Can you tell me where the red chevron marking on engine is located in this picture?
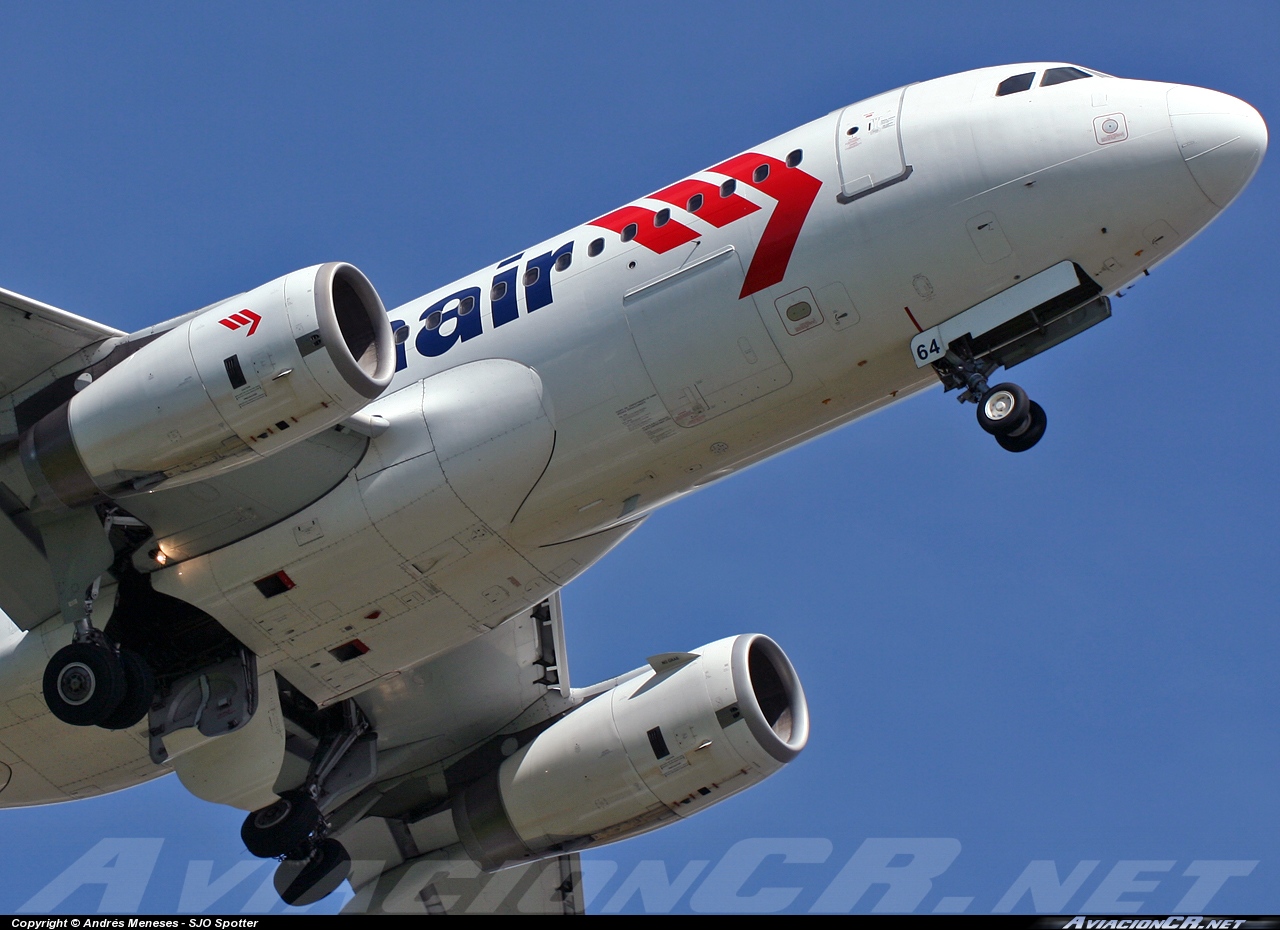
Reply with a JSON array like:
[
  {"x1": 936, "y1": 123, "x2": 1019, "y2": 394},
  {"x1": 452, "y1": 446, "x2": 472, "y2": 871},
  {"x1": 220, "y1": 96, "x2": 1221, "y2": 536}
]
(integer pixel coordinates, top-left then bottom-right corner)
[
  {"x1": 218, "y1": 309, "x2": 262, "y2": 336},
  {"x1": 649, "y1": 178, "x2": 761, "y2": 228},
  {"x1": 709, "y1": 153, "x2": 822, "y2": 298},
  {"x1": 589, "y1": 205, "x2": 700, "y2": 254}
]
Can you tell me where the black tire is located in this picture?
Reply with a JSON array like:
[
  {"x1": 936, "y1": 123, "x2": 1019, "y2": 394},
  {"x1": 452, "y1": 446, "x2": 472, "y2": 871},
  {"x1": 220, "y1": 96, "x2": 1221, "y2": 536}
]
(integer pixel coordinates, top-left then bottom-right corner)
[
  {"x1": 996, "y1": 401, "x2": 1047, "y2": 452},
  {"x1": 100, "y1": 649, "x2": 156, "y2": 731},
  {"x1": 977, "y1": 382, "x2": 1031, "y2": 436},
  {"x1": 42, "y1": 642, "x2": 127, "y2": 727},
  {"x1": 242, "y1": 790, "x2": 321, "y2": 858},
  {"x1": 274, "y1": 838, "x2": 352, "y2": 907}
]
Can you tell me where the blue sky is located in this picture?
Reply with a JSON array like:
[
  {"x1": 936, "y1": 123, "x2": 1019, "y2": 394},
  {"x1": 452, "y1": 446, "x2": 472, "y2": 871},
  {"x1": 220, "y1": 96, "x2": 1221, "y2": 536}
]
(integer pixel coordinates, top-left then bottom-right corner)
[{"x1": 0, "y1": 1, "x2": 1275, "y2": 914}]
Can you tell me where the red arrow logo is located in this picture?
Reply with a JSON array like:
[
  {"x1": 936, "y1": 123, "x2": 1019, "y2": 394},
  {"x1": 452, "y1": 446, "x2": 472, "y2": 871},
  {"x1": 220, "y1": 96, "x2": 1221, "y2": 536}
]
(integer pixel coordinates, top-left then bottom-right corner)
[
  {"x1": 587, "y1": 152, "x2": 822, "y2": 300},
  {"x1": 217, "y1": 309, "x2": 262, "y2": 336},
  {"x1": 708, "y1": 153, "x2": 822, "y2": 298}
]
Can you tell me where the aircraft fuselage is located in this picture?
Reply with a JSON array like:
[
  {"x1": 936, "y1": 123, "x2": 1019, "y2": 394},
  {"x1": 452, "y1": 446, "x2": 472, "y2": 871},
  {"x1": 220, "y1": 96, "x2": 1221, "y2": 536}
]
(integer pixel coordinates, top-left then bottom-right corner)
[{"x1": 0, "y1": 62, "x2": 1265, "y2": 808}]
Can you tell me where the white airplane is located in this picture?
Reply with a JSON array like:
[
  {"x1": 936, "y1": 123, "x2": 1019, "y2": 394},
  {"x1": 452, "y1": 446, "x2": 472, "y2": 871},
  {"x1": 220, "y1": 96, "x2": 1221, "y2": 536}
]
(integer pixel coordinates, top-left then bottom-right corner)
[{"x1": 0, "y1": 62, "x2": 1265, "y2": 911}]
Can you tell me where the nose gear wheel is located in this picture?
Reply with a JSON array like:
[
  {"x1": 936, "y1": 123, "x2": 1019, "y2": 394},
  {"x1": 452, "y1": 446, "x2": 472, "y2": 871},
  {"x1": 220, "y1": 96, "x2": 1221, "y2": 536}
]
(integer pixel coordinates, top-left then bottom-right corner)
[{"x1": 977, "y1": 383, "x2": 1031, "y2": 435}]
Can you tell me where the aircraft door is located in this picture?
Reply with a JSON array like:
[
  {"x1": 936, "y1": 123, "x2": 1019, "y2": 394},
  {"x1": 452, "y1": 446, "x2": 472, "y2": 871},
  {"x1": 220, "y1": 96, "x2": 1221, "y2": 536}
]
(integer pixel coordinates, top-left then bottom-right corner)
[
  {"x1": 622, "y1": 246, "x2": 792, "y2": 428},
  {"x1": 835, "y1": 86, "x2": 910, "y2": 200}
]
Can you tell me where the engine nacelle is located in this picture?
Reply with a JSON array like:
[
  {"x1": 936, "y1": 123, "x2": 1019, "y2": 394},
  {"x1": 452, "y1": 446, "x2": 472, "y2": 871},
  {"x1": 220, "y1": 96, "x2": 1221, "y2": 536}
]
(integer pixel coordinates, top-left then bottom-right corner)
[
  {"x1": 453, "y1": 633, "x2": 808, "y2": 871},
  {"x1": 21, "y1": 262, "x2": 394, "y2": 507}
]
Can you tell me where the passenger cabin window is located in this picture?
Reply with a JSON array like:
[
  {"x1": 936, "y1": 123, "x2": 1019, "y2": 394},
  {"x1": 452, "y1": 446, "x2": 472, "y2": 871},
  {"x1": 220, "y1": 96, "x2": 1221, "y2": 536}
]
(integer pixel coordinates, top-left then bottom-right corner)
[
  {"x1": 588, "y1": 237, "x2": 604, "y2": 257},
  {"x1": 687, "y1": 192, "x2": 704, "y2": 213},
  {"x1": 1041, "y1": 67, "x2": 1092, "y2": 87},
  {"x1": 996, "y1": 72, "x2": 1035, "y2": 96}
]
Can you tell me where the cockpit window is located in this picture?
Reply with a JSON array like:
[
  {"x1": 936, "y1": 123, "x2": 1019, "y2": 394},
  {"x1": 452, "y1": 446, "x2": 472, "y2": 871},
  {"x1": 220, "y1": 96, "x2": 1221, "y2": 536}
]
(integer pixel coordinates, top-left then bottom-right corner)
[
  {"x1": 1041, "y1": 67, "x2": 1092, "y2": 87},
  {"x1": 996, "y1": 72, "x2": 1035, "y2": 96}
]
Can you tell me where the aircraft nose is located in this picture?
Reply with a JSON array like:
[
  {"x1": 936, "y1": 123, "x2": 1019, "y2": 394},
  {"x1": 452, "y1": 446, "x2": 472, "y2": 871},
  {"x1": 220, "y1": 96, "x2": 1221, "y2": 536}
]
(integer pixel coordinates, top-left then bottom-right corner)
[{"x1": 1167, "y1": 85, "x2": 1268, "y2": 208}]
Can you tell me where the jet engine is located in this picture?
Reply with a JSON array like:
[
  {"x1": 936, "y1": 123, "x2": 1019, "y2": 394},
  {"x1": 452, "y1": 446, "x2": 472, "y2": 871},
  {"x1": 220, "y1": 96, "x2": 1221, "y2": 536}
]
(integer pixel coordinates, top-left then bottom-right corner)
[
  {"x1": 20, "y1": 262, "x2": 394, "y2": 508},
  {"x1": 452, "y1": 633, "x2": 808, "y2": 871}
]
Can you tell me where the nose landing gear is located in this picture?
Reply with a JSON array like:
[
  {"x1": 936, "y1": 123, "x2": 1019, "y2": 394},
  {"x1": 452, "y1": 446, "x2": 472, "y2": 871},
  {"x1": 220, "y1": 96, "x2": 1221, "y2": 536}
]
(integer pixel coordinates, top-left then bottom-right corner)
[{"x1": 937, "y1": 348, "x2": 1047, "y2": 454}]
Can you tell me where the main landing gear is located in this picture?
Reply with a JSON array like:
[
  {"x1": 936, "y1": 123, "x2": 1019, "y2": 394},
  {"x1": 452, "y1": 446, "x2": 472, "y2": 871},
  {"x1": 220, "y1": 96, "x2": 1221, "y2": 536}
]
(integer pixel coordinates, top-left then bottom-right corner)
[
  {"x1": 242, "y1": 790, "x2": 351, "y2": 905},
  {"x1": 241, "y1": 700, "x2": 372, "y2": 905},
  {"x1": 937, "y1": 348, "x2": 1047, "y2": 454},
  {"x1": 42, "y1": 580, "x2": 155, "y2": 730}
]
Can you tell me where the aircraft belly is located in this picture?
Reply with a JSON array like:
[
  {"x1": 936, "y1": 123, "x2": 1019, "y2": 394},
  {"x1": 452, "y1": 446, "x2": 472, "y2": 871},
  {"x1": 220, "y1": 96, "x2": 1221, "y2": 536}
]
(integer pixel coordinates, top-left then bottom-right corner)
[
  {"x1": 150, "y1": 360, "x2": 567, "y2": 706},
  {"x1": 155, "y1": 486, "x2": 527, "y2": 707}
]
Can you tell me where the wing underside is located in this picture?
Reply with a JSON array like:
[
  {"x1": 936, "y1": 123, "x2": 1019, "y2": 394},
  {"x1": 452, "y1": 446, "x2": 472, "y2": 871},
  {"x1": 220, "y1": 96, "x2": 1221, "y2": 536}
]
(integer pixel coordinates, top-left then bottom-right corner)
[{"x1": 0, "y1": 285, "x2": 124, "y2": 399}]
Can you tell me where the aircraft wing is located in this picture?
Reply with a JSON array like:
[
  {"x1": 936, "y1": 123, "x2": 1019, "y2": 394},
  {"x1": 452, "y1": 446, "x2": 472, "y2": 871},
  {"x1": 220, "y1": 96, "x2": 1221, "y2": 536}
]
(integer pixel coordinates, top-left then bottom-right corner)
[
  {"x1": 310, "y1": 593, "x2": 587, "y2": 913},
  {"x1": 325, "y1": 596, "x2": 588, "y2": 910},
  {"x1": 0, "y1": 286, "x2": 125, "y2": 629},
  {"x1": 0, "y1": 285, "x2": 125, "y2": 399}
]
